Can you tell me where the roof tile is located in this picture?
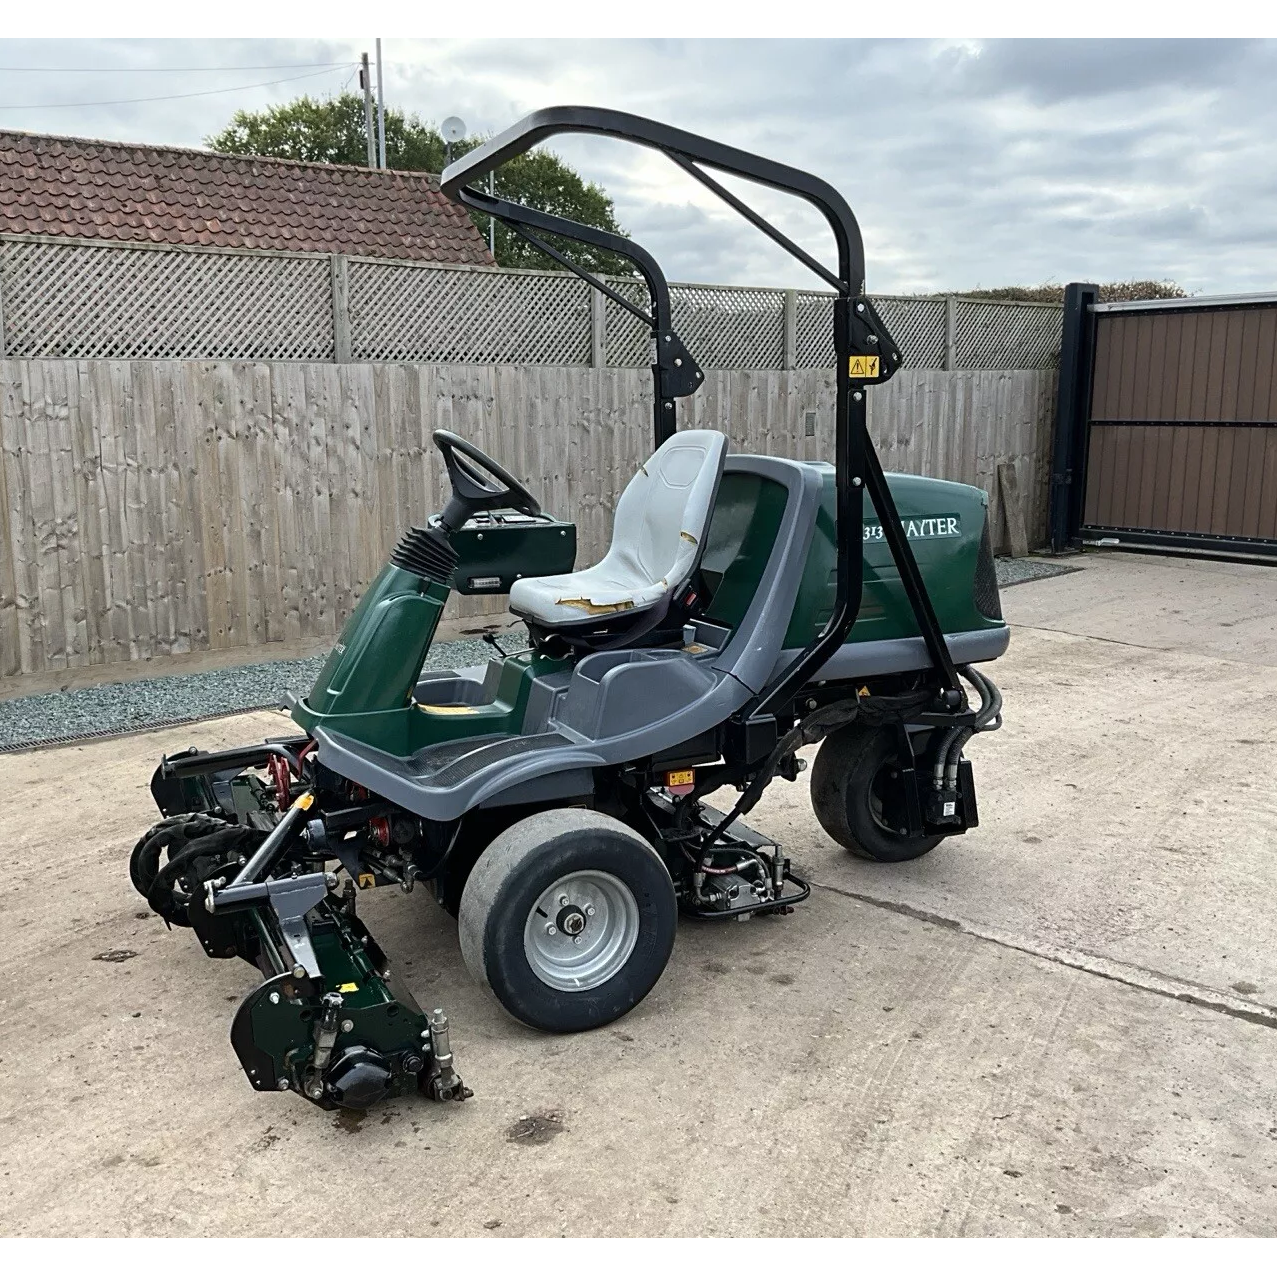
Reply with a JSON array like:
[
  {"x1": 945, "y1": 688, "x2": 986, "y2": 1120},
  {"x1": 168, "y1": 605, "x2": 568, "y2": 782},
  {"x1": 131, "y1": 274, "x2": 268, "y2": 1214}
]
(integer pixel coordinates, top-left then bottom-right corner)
[{"x1": 0, "y1": 129, "x2": 493, "y2": 266}]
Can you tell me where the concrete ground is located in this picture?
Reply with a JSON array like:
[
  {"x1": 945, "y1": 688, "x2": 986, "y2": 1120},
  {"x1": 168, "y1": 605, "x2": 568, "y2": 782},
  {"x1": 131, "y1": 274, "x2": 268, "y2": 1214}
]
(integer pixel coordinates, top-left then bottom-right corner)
[{"x1": 2, "y1": 550, "x2": 1275, "y2": 1237}]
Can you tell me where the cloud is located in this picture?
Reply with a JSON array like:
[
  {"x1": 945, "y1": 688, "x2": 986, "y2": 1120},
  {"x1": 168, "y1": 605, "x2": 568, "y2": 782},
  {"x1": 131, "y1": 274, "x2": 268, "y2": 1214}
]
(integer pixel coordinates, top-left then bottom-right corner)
[
  {"x1": 2, "y1": 37, "x2": 1275, "y2": 295},
  {"x1": 950, "y1": 38, "x2": 1257, "y2": 104}
]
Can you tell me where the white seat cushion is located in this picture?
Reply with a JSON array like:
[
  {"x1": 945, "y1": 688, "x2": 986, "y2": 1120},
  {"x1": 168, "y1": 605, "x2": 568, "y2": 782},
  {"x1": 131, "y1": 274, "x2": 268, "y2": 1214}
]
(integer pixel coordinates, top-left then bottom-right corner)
[{"x1": 509, "y1": 429, "x2": 727, "y2": 628}]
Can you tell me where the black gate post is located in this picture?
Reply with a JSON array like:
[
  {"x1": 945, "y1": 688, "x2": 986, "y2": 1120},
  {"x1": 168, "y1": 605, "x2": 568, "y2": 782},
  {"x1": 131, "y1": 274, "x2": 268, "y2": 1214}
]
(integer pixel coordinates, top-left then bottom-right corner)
[{"x1": 1049, "y1": 282, "x2": 1100, "y2": 552}]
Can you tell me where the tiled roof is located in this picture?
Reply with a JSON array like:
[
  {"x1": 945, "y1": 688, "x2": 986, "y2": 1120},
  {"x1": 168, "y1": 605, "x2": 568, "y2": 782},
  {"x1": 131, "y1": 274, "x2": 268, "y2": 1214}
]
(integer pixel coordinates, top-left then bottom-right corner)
[{"x1": 0, "y1": 129, "x2": 493, "y2": 265}]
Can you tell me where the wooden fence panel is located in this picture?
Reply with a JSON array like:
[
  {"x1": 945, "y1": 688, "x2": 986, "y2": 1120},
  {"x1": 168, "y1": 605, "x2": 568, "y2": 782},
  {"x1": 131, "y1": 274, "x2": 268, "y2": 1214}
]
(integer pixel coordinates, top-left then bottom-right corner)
[{"x1": 0, "y1": 359, "x2": 1056, "y2": 677}]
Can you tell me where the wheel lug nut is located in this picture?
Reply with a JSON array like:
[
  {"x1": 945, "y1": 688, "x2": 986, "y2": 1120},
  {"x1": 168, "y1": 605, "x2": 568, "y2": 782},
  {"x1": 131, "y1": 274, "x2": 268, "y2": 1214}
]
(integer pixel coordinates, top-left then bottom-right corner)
[
  {"x1": 340, "y1": 1019, "x2": 354, "y2": 1034},
  {"x1": 559, "y1": 894, "x2": 570, "y2": 907},
  {"x1": 572, "y1": 936, "x2": 582, "y2": 946},
  {"x1": 546, "y1": 924, "x2": 557, "y2": 936},
  {"x1": 585, "y1": 905, "x2": 596, "y2": 917}
]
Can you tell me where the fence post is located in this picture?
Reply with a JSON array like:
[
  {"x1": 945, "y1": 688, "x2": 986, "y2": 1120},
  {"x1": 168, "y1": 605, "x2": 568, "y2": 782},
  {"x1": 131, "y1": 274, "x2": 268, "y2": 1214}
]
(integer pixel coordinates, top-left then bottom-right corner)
[
  {"x1": 590, "y1": 289, "x2": 606, "y2": 368},
  {"x1": 943, "y1": 295, "x2": 957, "y2": 371},
  {"x1": 330, "y1": 254, "x2": 351, "y2": 363},
  {"x1": 782, "y1": 289, "x2": 797, "y2": 370}
]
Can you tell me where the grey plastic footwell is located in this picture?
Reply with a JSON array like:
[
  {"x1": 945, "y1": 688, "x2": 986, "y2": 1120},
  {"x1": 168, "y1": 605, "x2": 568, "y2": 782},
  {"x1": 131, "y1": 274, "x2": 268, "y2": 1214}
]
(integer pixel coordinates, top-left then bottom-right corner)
[{"x1": 313, "y1": 725, "x2": 605, "y2": 822}]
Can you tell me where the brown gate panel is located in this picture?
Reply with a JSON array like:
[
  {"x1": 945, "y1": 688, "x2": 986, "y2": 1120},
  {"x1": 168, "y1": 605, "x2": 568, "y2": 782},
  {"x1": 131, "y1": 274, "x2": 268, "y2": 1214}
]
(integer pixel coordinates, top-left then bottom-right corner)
[
  {"x1": 1084, "y1": 423, "x2": 1277, "y2": 539},
  {"x1": 1091, "y1": 308, "x2": 1277, "y2": 424},
  {"x1": 1081, "y1": 300, "x2": 1277, "y2": 551}
]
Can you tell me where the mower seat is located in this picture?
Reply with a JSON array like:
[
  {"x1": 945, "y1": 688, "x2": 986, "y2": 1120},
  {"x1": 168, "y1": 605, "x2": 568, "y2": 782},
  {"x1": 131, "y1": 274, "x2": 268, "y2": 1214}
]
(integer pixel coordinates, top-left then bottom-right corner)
[{"x1": 509, "y1": 429, "x2": 727, "y2": 632}]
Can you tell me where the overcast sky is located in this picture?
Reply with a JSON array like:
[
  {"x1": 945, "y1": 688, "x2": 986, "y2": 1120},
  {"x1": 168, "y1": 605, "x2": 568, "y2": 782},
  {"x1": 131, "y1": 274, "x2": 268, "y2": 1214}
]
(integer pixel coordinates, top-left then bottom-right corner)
[{"x1": 1, "y1": 37, "x2": 1274, "y2": 296}]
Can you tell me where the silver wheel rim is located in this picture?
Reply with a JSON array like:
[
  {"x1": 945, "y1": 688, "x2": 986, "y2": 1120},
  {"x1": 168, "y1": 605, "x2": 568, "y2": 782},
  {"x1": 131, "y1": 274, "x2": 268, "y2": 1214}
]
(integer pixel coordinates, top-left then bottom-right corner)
[{"x1": 523, "y1": 870, "x2": 640, "y2": 992}]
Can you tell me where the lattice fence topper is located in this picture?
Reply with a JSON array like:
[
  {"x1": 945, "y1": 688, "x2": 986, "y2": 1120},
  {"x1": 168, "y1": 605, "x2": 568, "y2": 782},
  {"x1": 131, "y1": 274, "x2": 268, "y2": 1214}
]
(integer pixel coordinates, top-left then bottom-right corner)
[
  {"x1": 603, "y1": 279, "x2": 652, "y2": 368},
  {"x1": 0, "y1": 234, "x2": 1062, "y2": 370},
  {"x1": 792, "y1": 292, "x2": 836, "y2": 368},
  {"x1": 873, "y1": 297, "x2": 950, "y2": 369},
  {"x1": 0, "y1": 235, "x2": 332, "y2": 361},
  {"x1": 954, "y1": 298, "x2": 1062, "y2": 371},
  {"x1": 606, "y1": 282, "x2": 788, "y2": 370},
  {"x1": 792, "y1": 294, "x2": 953, "y2": 369},
  {"x1": 349, "y1": 258, "x2": 591, "y2": 364}
]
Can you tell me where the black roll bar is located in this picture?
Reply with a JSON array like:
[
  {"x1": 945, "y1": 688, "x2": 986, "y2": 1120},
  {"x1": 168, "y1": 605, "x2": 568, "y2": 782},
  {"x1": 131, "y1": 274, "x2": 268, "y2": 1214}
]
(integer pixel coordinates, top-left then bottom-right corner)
[
  {"x1": 442, "y1": 106, "x2": 865, "y2": 293},
  {"x1": 455, "y1": 185, "x2": 700, "y2": 446},
  {"x1": 440, "y1": 105, "x2": 963, "y2": 708}
]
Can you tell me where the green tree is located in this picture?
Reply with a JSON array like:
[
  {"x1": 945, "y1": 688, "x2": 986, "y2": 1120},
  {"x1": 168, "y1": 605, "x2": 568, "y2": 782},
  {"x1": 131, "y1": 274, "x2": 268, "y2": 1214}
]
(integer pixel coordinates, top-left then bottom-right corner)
[
  {"x1": 958, "y1": 280, "x2": 1189, "y2": 304},
  {"x1": 206, "y1": 93, "x2": 634, "y2": 276}
]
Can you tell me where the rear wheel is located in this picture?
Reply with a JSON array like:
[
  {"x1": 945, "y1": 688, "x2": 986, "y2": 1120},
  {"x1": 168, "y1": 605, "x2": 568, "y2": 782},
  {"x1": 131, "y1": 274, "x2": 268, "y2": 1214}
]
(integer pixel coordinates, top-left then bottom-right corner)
[
  {"x1": 459, "y1": 809, "x2": 677, "y2": 1033},
  {"x1": 810, "y1": 725, "x2": 944, "y2": 863}
]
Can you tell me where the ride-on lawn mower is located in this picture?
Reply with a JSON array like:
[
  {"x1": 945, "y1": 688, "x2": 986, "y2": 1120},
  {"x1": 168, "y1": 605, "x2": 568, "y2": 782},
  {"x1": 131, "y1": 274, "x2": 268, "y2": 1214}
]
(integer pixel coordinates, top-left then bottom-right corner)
[{"x1": 130, "y1": 107, "x2": 1007, "y2": 1114}]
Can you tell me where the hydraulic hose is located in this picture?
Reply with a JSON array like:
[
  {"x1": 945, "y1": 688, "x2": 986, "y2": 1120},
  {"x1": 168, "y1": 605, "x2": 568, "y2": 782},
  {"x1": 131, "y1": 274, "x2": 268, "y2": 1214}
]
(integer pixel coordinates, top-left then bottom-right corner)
[
  {"x1": 698, "y1": 688, "x2": 933, "y2": 860},
  {"x1": 145, "y1": 821, "x2": 262, "y2": 924},
  {"x1": 932, "y1": 724, "x2": 967, "y2": 790},
  {"x1": 934, "y1": 665, "x2": 1003, "y2": 790}
]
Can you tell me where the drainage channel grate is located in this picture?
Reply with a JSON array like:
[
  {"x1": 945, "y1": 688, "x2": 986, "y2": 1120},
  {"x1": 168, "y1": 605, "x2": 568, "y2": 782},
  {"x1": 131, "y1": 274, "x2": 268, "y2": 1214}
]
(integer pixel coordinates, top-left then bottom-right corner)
[{"x1": 0, "y1": 702, "x2": 287, "y2": 755}]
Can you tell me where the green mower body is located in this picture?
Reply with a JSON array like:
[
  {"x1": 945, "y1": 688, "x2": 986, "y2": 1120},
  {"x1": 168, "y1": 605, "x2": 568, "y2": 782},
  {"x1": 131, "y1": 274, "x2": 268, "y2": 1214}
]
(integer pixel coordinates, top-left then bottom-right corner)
[{"x1": 290, "y1": 463, "x2": 1002, "y2": 760}]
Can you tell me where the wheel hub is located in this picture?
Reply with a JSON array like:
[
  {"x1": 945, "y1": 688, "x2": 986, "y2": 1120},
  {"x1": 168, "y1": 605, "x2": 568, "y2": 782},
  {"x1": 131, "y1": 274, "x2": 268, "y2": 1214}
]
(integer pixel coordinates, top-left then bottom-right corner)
[
  {"x1": 557, "y1": 905, "x2": 587, "y2": 936},
  {"x1": 524, "y1": 870, "x2": 640, "y2": 992}
]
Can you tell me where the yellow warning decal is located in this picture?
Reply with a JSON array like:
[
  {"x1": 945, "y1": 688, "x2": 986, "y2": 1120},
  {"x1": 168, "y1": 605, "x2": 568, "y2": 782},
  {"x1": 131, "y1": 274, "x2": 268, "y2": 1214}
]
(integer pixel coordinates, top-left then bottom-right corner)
[
  {"x1": 848, "y1": 355, "x2": 880, "y2": 379},
  {"x1": 357, "y1": 873, "x2": 377, "y2": 889},
  {"x1": 666, "y1": 769, "x2": 695, "y2": 788},
  {"x1": 419, "y1": 703, "x2": 478, "y2": 715},
  {"x1": 338, "y1": 982, "x2": 359, "y2": 993},
  {"x1": 294, "y1": 791, "x2": 315, "y2": 811}
]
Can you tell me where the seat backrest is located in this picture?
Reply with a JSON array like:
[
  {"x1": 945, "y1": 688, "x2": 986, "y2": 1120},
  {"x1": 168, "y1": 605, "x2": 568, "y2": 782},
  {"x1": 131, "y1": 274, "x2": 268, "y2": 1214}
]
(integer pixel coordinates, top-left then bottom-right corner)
[{"x1": 602, "y1": 429, "x2": 727, "y2": 589}]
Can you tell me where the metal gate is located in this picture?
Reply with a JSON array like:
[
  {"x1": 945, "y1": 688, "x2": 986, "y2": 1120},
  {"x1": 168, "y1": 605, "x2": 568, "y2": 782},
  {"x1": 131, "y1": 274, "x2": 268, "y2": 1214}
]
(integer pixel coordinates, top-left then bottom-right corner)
[{"x1": 1050, "y1": 287, "x2": 1277, "y2": 559}]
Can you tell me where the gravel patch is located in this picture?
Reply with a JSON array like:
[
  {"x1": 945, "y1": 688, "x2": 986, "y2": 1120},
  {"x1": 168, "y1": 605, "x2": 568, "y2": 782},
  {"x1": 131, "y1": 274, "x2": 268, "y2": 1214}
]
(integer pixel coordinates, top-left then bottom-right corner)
[
  {"x1": 3, "y1": 562, "x2": 1078, "y2": 751},
  {"x1": 996, "y1": 556, "x2": 1082, "y2": 588},
  {"x1": 0, "y1": 628, "x2": 527, "y2": 752}
]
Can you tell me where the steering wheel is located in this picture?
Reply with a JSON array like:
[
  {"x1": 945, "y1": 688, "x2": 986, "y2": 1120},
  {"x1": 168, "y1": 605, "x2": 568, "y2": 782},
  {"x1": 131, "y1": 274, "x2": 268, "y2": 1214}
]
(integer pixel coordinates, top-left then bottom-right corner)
[{"x1": 433, "y1": 430, "x2": 542, "y2": 531}]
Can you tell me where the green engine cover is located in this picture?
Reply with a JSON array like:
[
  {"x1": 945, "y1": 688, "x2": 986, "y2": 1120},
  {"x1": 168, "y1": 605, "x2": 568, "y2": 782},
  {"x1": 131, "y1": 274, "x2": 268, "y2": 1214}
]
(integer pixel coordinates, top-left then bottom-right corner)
[{"x1": 700, "y1": 463, "x2": 1003, "y2": 647}]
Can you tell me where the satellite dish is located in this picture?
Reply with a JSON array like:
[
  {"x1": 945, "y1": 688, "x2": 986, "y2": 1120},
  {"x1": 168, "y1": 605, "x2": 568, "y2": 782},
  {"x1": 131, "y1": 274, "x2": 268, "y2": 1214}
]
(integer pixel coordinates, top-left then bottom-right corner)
[{"x1": 441, "y1": 116, "x2": 467, "y2": 143}]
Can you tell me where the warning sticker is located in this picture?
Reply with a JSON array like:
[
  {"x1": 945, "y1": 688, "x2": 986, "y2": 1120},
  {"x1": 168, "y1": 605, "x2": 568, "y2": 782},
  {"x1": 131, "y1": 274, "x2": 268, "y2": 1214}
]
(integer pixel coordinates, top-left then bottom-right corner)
[
  {"x1": 665, "y1": 769, "x2": 695, "y2": 788},
  {"x1": 357, "y1": 873, "x2": 377, "y2": 889},
  {"x1": 848, "y1": 355, "x2": 880, "y2": 378}
]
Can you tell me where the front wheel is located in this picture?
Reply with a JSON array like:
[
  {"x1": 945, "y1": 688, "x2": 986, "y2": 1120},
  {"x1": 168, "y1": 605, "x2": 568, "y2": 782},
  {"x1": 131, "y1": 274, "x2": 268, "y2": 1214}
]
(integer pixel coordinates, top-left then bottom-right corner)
[
  {"x1": 458, "y1": 809, "x2": 677, "y2": 1032},
  {"x1": 810, "y1": 726, "x2": 944, "y2": 863}
]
